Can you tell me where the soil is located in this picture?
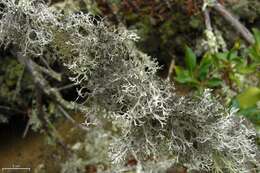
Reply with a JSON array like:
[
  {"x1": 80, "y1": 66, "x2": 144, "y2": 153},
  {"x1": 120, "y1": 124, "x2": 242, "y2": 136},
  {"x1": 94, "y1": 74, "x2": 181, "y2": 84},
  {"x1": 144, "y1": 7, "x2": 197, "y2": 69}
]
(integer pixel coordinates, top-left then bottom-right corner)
[{"x1": 0, "y1": 114, "x2": 85, "y2": 173}]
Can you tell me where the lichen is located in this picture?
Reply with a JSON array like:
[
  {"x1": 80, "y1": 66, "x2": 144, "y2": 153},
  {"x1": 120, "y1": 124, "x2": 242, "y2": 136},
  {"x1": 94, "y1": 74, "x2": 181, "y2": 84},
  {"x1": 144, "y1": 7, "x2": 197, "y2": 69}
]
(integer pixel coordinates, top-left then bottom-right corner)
[{"x1": 0, "y1": 0, "x2": 259, "y2": 172}]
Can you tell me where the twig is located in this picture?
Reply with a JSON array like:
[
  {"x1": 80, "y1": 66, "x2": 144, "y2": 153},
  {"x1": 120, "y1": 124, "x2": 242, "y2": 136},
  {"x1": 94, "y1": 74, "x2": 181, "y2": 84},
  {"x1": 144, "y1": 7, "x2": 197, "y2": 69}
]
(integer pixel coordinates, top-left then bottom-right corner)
[
  {"x1": 12, "y1": 65, "x2": 25, "y2": 101},
  {"x1": 204, "y1": 8, "x2": 212, "y2": 32},
  {"x1": 22, "y1": 119, "x2": 30, "y2": 138},
  {"x1": 57, "y1": 83, "x2": 78, "y2": 91},
  {"x1": 34, "y1": 62, "x2": 62, "y2": 81},
  {"x1": 12, "y1": 49, "x2": 88, "y2": 113},
  {"x1": 167, "y1": 58, "x2": 175, "y2": 82},
  {"x1": 57, "y1": 105, "x2": 86, "y2": 130},
  {"x1": 35, "y1": 87, "x2": 68, "y2": 151},
  {"x1": 40, "y1": 56, "x2": 52, "y2": 70},
  {"x1": 212, "y1": 2, "x2": 254, "y2": 44},
  {"x1": 0, "y1": 105, "x2": 26, "y2": 115}
]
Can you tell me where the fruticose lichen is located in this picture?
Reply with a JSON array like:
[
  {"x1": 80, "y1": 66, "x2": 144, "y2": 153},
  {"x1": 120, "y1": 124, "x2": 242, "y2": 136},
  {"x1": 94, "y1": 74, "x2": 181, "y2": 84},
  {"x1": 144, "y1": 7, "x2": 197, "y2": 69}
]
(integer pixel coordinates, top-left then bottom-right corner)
[{"x1": 0, "y1": 0, "x2": 259, "y2": 172}]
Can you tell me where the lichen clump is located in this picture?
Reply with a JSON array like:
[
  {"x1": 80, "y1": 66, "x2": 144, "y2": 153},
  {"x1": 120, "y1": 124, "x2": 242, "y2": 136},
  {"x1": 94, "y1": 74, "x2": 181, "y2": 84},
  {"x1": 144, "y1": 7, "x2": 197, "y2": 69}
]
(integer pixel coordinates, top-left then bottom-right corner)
[{"x1": 0, "y1": 0, "x2": 259, "y2": 172}]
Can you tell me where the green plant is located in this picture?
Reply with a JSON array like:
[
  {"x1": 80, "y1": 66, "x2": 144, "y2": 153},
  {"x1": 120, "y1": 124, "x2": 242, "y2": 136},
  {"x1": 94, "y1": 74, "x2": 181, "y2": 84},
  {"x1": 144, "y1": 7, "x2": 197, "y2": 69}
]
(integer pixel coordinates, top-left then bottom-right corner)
[
  {"x1": 175, "y1": 29, "x2": 260, "y2": 90},
  {"x1": 249, "y1": 28, "x2": 260, "y2": 62},
  {"x1": 231, "y1": 87, "x2": 260, "y2": 129},
  {"x1": 174, "y1": 29, "x2": 260, "y2": 130},
  {"x1": 229, "y1": 29, "x2": 260, "y2": 128},
  {"x1": 174, "y1": 46, "x2": 222, "y2": 90},
  {"x1": 214, "y1": 28, "x2": 260, "y2": 90}
]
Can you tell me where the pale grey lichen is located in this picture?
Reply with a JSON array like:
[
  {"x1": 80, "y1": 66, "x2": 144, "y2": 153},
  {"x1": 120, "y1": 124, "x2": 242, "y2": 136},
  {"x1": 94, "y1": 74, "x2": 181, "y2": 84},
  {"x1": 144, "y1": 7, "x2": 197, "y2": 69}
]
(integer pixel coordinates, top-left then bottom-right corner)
[
  {"x1": 0, "y1": 0, "x2": 58, "y2": 56},
  {"x1": 202, "y1": 29, "x2": 227, "y2": 53},
  {"x1": 0, "y1": 1, "x2": 259, "y2": 172},
  {"x1": 61, "y1": 154, "x2": 85, "y2": 173},
  {"x1": 203, "y1": 0, "x2": 217, "y2": 11}
]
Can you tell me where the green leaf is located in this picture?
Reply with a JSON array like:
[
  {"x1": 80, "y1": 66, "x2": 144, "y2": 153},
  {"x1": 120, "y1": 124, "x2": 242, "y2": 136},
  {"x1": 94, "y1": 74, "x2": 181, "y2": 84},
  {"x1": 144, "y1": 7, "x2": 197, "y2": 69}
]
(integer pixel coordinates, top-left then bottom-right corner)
[
  {"x1": 198, "y1": 55, "x2": 212, "y2": 80},
  {"x1": 207, "y1": 78, "x2": 222, "y2": 88},
  {"x1": 215, "y1": 52, "x2": 228, "y2": 61},
  {"x1": 237, "y1": 87, "x2": 260, "y2": 109},
  {"x1": 214, "y1": 52, "x2": 229, "y2": 69},
  {"x1": 184, "y1": 46, "x2": 196, "y2": 72},
  {"x1": 175, "y1": 65, "x2": 184, "y2": 76},
  {"x1": 237, "y1": 66, "x2": 256, "y2": 74},
  {"x1": 252, "y1": 28, "x2": 260, "y2": 48},
  {"x1": 249, "y1": 47, "x2": 260, "y2": 61},
  {"x1": 229, "y1": 73, "x2": 242, "y2": 87},
  {"x1": 239, "y1": 107, "x2": 260, "y2": 126},
  {"x1": 250, "y1": 28, "x2": 260, "y2": 61},
  {"x1": 227, "y1": 50, "x2": 238, "y2": 61},
  {"x1": 175, "y1": 66, "x2": 197, "y2": 84},
  {"x1": 198, "y1": 64, "x2": 210, "y2": 81}
]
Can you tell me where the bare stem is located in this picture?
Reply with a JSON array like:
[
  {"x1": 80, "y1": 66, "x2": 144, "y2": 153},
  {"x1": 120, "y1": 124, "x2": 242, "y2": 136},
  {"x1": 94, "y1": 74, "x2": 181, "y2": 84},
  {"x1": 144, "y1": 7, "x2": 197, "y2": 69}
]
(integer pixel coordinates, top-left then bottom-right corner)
[
  {"x1": 12, "y1": 49, "x2": 88, "y2": 113},
  {"x1": 34, "y1": 62, "x2": 62, "y2": 81},
  {"x1": 204, "y1": 8, "x2": 212, "y2": 31},
  {"x1": 213, "y1": 2, "x2": 254, "y2": 44}
]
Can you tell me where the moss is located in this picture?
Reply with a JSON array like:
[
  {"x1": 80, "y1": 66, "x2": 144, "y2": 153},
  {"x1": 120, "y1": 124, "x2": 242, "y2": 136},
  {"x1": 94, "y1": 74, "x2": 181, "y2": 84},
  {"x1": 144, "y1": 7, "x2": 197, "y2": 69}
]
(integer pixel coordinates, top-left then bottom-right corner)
[
  {"x1": 0, "y1": 56, "x2": 33, "y2": 112},
  {"x1": 4, "y1": 59, "x2": 24, "y2": 87},
  {"x1": 0, "y1": 58, "x2": 22, "y2": 100}
]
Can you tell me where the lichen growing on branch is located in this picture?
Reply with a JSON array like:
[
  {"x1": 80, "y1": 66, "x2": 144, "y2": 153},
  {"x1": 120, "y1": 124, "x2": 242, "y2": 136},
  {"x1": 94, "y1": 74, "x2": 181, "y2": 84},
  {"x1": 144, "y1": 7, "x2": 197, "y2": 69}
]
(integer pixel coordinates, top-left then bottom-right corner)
[
  {"x1": 0, "y1": 0, "x2": 259, "y2": 172},
  {"x1": 0, "y1": 0, "x2": 58, "y2": 56}
]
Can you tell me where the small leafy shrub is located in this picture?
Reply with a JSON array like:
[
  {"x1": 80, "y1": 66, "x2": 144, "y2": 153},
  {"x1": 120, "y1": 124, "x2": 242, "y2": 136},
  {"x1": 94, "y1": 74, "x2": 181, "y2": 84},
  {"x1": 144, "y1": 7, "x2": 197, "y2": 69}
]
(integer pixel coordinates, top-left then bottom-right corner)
[
  {"x1": 175, "y1": 46, "x2": 222, "y2": 90},
  {"x1": 174, "y1": 29, "x2": 260, "y2": 129}
]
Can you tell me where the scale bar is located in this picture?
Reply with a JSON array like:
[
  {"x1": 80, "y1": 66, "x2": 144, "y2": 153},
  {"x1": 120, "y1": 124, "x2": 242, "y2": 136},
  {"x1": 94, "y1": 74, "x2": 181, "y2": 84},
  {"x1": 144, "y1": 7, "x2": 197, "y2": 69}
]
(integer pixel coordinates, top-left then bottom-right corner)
[{"x1": 2, "y1": 168, "x2": 31, "y2": 171}]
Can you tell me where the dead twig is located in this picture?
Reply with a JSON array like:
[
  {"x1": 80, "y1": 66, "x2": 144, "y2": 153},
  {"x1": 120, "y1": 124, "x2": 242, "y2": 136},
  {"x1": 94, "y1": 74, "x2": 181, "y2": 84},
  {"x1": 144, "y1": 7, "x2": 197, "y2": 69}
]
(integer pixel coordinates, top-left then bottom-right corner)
[
  {"x1": 204, "y1": 8, "x2": 212, "y2": 32},
  {"x1": 34, "y1": 62, "x2": 62, "y2": 81},
  {"x1": 212, "y1": 2, "x2": 254, "y2": 44},
  {"x1": 57, "y1": 105, "x2": 86, "y2": 130},
  {"x1": 35, "y1": 87, "x2": 68, "y2": 150},
  {"x1": 12, "y1": 49, "x2": 88, "y2": 113},
  {"x1": 57, "y1": 83, "x2": 79, "y2": 91},
  {"x1": 0, "y1": 105, "x2": 26, "y2": 115}
]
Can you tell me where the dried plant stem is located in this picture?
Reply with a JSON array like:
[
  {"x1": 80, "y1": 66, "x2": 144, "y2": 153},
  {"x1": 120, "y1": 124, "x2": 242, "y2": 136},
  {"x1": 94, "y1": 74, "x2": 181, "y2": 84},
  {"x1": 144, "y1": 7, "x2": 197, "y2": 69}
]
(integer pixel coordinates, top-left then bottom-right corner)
[
  {"x1": 204, "y1": 9, "x2": 212, "y2": 32},
  {"x1": 35, "y1": 87, "x2": 68, "y2": 151},
  {"x1": 33, "y1": 62, "x2": 62, "y2": 81},
  {"x1": 12, "y1": 49, "x2": 87, "y2": 113},
  {"x1": 213, "y1": 2, "x2": 254, "y2": 44},
  {"x1": 57, "y1": 105, "x2": 86, "y2": 130}
]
